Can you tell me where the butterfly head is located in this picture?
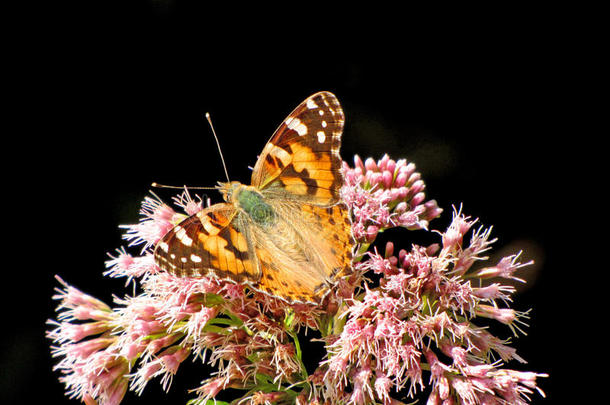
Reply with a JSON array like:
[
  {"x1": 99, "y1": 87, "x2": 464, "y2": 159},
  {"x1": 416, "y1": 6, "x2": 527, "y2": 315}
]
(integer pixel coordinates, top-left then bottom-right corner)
[{"x1": 217, "y1": 181, "x2": 243, "y2": 203}]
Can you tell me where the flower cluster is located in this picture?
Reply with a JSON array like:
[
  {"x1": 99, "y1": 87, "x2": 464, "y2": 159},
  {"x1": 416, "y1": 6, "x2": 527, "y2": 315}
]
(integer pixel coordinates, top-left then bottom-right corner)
[
  {"x1": 320, "y1": 210, "x2": 544, "y2": 404},
  {"x1": 342, "y1": 155, "x2": 441, "y2": 248},
  {"x1": 47, "y1": 154, "x2": 547, "y2": 405}
]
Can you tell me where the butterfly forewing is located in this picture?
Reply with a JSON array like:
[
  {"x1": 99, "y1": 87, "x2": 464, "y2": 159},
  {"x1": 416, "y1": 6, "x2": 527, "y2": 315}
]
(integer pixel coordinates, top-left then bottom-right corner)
[
  {"x1": 251, "y1": 91, "x2": 345, "y2": 206},
  {"x1": 154, "y1": 204, "x2": 260, "y2": 281}
]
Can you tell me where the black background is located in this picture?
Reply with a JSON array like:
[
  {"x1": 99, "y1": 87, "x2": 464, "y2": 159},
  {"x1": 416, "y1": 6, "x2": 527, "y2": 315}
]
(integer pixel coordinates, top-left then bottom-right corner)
[{"x1": 4, "y1": 2, "x2": 595, "y2": 404}]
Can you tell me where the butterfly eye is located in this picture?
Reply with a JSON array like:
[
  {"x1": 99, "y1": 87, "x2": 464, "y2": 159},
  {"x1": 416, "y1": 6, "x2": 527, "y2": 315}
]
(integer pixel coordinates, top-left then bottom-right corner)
[{"x1": 218, "y1": 182, "x2": 240, "y2": 203}]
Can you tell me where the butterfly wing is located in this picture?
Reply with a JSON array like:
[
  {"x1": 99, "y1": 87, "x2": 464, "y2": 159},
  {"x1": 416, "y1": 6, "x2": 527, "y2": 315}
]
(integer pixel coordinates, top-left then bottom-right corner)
[
  {"x1": 251, "y1": 91, "x2": 345, "y2": 206},
  {"x1": 154, "y1": 203, "x2": 260, "y2": 281},
  {"x1": 248, "y1": 201, "x2": 354, "y2": 303}
]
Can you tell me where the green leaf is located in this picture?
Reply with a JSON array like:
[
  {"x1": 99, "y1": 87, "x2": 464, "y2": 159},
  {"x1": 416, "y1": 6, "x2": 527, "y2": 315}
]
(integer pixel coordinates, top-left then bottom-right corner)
[
  {"x1": 223, "y1": 310, "x2": 245, "y2": 327},
  {"x1": 255, "y1": 373, "x2": 273, "y2": 385},
  {"x1": 206, "y1": 317, "x2": 241, "y2": 328},
  {"x1": 201, "y1": 293, "x2": 225, "y2": 307},
  {"x1": 201, "y1": 324, "x2": 231, "y2": 335}
]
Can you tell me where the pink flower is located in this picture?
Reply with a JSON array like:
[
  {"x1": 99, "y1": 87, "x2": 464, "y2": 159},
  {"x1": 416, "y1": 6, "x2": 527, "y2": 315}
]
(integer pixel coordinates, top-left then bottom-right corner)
[
  {"x1": 350, "y1": 366, "x2": 374, "y2": 404},
  {"x1": 374, "y1": 371, "x2": 393, "y2": 404},
  {"x1": 341, "y1": 154, "x2": 442, "y2": 245},
  {"x1": 104, "y1": 249, "x2": 158, "y2": 282},
  {"x1": 195, "y1": 376, "x2": 228, "y2": 402},
  {"x1": 474, "y1": 252, "x2": 533, "y2": 282}
]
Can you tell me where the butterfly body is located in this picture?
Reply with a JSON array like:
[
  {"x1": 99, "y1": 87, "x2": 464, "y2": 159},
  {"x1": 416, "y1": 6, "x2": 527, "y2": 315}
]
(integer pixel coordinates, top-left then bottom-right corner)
[
  {"x1": 154, "y1": 92, "x2": 354, "y2": 303},
  {"x1": 222, "y1": 182, "x2": 276, "y2": 227}
]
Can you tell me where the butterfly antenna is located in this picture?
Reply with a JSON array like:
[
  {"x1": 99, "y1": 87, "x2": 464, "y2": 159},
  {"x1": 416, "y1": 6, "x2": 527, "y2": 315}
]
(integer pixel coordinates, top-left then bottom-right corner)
[
  {"x1": 151, "y1": 183, "x2": 216, "y2": 190},
  {"x1": 205, "y1": 112, "x2": 231, "y2": 183}
]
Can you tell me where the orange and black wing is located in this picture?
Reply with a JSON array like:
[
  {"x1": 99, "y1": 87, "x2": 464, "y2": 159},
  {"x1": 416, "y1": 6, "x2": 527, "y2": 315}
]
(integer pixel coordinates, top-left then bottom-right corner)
[
  {"x1": 154, "y1": 203, "x2": 260, "y2": 282},
  {"x1": 251, "y1": 91, "x2": 345, "y2": 206}
]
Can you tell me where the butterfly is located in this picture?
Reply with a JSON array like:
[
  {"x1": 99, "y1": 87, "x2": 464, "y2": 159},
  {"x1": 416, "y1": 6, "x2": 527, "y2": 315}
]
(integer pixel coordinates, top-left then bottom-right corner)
[{"x1": 153, "y1": 91, "x2": 354, "y2": 303}]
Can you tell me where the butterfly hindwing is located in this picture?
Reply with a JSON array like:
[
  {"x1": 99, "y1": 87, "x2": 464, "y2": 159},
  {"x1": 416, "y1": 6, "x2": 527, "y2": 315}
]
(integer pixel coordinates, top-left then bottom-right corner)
[
  {"x1": 251, "y1": 91, "x2": 345, "y2": 206},
  {"x1": 248, "y1": 200, "x2": 354, "y2": 303}
]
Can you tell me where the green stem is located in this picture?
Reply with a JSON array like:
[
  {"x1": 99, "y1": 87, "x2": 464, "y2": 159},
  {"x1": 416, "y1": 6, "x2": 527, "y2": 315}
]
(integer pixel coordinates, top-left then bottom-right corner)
[{"x1": 286, "y1": 330, "x2": 308, "y2": 381}]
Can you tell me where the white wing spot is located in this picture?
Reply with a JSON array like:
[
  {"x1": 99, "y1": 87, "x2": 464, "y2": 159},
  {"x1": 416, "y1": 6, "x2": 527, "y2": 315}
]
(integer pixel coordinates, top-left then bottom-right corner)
[
  {"x1": 286, "y1": 117, "x2": 300, "y2": 130},
  {"x1": 322, "y1": 120, "x2": 327, "y2": 128},
  {"x1": 174, "y1": 226, "x2": 193, "y2": 247},
  {"x1": 203, "y1": 220, "x2": 218, "y2": 235},
  {"x1": 306, "y1": 99, "x2": 318, "y2": 109},
  {"x1": 158, "y1": 241, "x2": 169, "y2": 253},
  {"x1": 295, "y1": 123, "x2": 307, "y2": 136},
  {"x1": 180, "y1": 257, "x2": 188, "y2": 263},
  {"x1": 190, "y1": 254, "x2": 202, "y2": 263},
  {"x1": 286, "y1": 117, "x2": 308, "y2": 136},
  {"x1": 318, "y1": 110, "x2": 324, "y2": 116},
  {"x1": 317, "y1": 131, "x2": 326, "y2": 143}
]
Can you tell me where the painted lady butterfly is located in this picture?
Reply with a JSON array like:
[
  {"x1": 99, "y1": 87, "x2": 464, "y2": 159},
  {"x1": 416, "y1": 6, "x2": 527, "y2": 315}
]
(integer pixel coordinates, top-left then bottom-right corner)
[{"x1": 154, "y1": 92, "x2": 354, "y2": 303}]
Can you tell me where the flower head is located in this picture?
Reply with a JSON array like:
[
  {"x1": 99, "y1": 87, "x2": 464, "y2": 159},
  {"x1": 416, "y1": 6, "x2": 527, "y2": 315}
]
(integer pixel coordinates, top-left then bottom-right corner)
[{"x1": 48, "y1": 157, "x2": 546, "y2": 405}]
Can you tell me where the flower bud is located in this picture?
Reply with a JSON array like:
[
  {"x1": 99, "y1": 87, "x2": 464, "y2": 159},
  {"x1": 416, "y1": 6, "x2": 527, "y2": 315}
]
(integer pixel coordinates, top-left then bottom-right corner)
[{"x1": 365, "y1": 157, "x2": 378, "y2": 172}]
